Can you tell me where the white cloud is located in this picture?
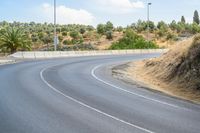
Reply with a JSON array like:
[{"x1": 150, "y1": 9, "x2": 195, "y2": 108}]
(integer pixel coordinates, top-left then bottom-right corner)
[
  {"x1": 131, "y1": 1, "x2": 145, "y2": 8},
  {"x1": 41, "y1": 3, "x2": 95, "y2": 25},
  {"x1": 96, "y1": 0, "x2": 144, "y2": 13}
]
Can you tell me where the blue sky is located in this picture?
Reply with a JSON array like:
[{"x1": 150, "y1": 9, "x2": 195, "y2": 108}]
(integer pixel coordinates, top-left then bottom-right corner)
[{"x1": 0, "y1": 0, "x2": 200, "y2": 26}]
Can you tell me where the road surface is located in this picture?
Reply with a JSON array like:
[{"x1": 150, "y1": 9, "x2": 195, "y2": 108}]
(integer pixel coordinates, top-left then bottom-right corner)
[{"x1": 0, "y1": 54, "x2": 200, "y2": 133}]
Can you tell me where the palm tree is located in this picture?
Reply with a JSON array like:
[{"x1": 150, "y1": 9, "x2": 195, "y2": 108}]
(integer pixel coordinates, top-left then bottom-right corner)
[{"x1": 0, "y1": 27, "x2": 31, "y2": 53}]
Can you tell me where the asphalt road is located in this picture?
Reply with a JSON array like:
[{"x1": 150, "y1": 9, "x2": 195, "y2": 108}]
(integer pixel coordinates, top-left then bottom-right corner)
[{"x1": 0, "y1": 54, "x2": 200, "y2": 133}]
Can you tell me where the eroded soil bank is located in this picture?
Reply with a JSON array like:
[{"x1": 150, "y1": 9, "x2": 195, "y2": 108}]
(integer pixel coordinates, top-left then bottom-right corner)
[{"x1": 113, "y1": 35, "x2": 200, "y2": 103}]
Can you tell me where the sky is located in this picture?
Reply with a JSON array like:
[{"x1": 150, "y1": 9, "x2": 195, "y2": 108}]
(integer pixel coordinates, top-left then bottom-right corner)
[{"x1": 0, "y1": 0, "x2": 200, "y2": 27}]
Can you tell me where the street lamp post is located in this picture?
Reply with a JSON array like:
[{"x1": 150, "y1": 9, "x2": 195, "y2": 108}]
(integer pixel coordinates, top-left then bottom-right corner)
[
  {"x1": 54, "y1": 0, "x2": 57, "y2": 51},
  {"x1": 147, "y1": 2, "x2": 152, "y2": 48}
]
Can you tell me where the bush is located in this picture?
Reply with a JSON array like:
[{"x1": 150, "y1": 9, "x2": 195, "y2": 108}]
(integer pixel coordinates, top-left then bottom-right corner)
[
  {"x1": 80, "y1": 28, "x2": 86, "y2": 34},
  {"x1": 63, "y1": 40, "x2": 72, "y2": 45},
  {"x1": 191, "y1": 23, "x2": 200, "y2": 34},
  {"x1": 97, "y1": 21, "x2": 114, "y2": 35},
  {"x1": 166, "y1": 32, "x2": 177, "y2": 41},
  {"x1": 69, "y1": 30, "x2": 79, "y2": 39},
  {"x1": 115, "y1": 26, "x2": 123, "y2": 32},
  {"x1": 72, "y1": 43, "x2": 96, "y2": 50},
  {"x1": 97, "y1": 24, "x2": 106, "y2": 35},
  {"x1": 62, "y1": 31, "x2": 68, "y2": 36},
  {"x1": 109, "y1": 29, "x2": 158, "y2": 50},
  {"x1": 105, "y1": 21, "x2": 114, "y2": 31},
  {"x1": 106, "y1": 30, "x2": 113, "y2": 40}
]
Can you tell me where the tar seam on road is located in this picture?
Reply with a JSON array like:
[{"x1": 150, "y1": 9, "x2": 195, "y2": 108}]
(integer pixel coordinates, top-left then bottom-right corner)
[
  {"x1": 91, "y1": 65, "x2": 181, "y2": 109},
  {"x1": 40, "y1": 66, "x2": 155, "y2": 133}
]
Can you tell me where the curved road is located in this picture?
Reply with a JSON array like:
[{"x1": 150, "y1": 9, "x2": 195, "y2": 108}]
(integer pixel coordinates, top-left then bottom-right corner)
[{"x1": 0, "y1": 54, "x2": 200, "y2": 133}]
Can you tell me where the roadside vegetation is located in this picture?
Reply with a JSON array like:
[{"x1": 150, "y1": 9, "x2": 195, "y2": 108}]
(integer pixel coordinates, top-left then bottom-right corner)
[
  {"x1": 0, "y1": 10, "x2": 200, "y2": 54},
  {"x1": 143, "y1": 35, "x2": 200, "y2": 91},
  {"x1": 109, "y1": 10, "x2": 200, "y2": 103},
  {"x1": 0, "y1": 27, "x2": 31, "y2": 53},
  {"x1": 109, "y1": 29, "x2": 158, "y2": 49},
  {"x1": 114, "y1": 33, "x2": 200, "y2": 103}
]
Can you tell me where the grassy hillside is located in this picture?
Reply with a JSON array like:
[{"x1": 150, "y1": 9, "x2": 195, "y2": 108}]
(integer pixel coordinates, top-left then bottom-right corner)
[{"x1": 1, "y1": 19, "x2": 200, "y2": 53}]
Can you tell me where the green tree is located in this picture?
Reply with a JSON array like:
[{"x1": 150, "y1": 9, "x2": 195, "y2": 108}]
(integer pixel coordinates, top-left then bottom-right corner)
[
  {"x1": 31, "y1": 33, "x2": 39, "y2": 42},
  {"x1": 0, "y1": 27, "x2": 31, "y2": 53},
  {"x1": 109, "y1": 29, "x2": 158, "y2": 50},
  {"x1": 86, "y1": 25, "x2": 95, "y2": 31},
  {"x1": 116, "y1": 26, "x2": 123, "y2": 32},
  {"x1": 106, "y1": 30, "x2": 113, "y2": 40},
  {"x1": 69, "y1": 30, "x2": 79, "y2": 40},
  {"x1": 169, "y1": 20, "x2": 177, "y2": 31},
  {"x1": 193, "y1": 10, "x2": 200, "y2": 24},
  {"x1": 176, "y1": 22, "x2": 186, "y2": 33},
  {"x1": 62, "y1": 31, "x2": 68, "y2": 36},
  {"x1": 147, "y1": 21, "x2": 155, "y2": 31},
  {"x1": 105, "y1": 21, "x2": 114, "y2": 31},
  {"x1": 191, "y1": 23, "x2": 200, "y2": 33},
  {"x1": 80, "y1": 28, "x2": 86, "y2": 34},
  {"x1": 42, "y1": 34, "x2": 53, "y2": 50},
  {"x1": 135, "y1": 20, "x2": 147, "y2": 32},
  {"x1": 181, "y1": 16, "x2": 186, "y2": 23},
  {"x1": 97, "y1": 24, "x2": 106, "y2": 34},
  {"x1": 157, "y1": 21, "x2": 168, "y2": 30},
  {"x1": 38, "y1": 32, "x2": 45, "y2": 40},
  {"x1": 157, "y1": 21, "x2": 169, "y2": 37},
  {"x1": 69, "y1": 30, "x2": 83, "y2": 44}
]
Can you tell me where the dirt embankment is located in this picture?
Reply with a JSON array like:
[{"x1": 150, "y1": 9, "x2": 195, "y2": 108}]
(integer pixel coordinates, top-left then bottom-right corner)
[{"x1": 113, "y1": 35, "x2": 200, "y2": 103}]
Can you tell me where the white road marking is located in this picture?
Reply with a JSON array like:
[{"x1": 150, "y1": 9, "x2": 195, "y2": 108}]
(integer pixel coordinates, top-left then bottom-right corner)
[
  {"x1": 91, "y1": 65, "x2": 180, "y2": 109},
  {"x1": 40, "y1": 66, "x2": 154, "y2": 133}
]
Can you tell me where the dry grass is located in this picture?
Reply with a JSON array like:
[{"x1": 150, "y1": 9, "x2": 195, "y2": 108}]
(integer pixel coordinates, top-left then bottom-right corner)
[
  {"x1": 116, "y1": 35, "x2": 200, "y2": 103},
  {"x1": 95, "y1": 32, "x2": 123, "y2": 50}
]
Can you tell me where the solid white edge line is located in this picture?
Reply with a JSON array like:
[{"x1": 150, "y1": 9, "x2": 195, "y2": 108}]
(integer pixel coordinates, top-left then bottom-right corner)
[
  {"x1": 91, "y1": 65, "x2": 181, "y2": 109},
  {"x1": 40, "y1": 66, "x2": 154, "y2": 133}
]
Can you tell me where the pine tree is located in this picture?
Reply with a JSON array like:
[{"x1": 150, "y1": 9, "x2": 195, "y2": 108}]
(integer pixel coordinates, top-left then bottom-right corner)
[
  {"x1": 181, "y1": 16, "x2": 186, "y2": 23},
  {"x1": 193, "y1": 10, "x2": 200, "y2": 24}
]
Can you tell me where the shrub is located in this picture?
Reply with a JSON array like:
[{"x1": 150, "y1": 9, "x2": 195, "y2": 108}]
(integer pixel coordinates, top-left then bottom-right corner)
[
  {"x1": 58, "y1": 35, "x2": 64, "y2": 43},
  {"x1": 166, "y1": 32, "x2": 178, "y2": 41},
  {"x1": 63, "y1": 40, "x2": 72, "y2": 45},
  {"x1": 106, "y1": 30, "x2": 113, "y2": 40},
  {"x1": 109, "y1": 29, "x2": 158, "y2": 50},
  {"x1": 105, "y1": 21, "x2": 114, "y2": 31},
  {"x1": 97, "y1": 24, "x2": 106, "y2": 35},
  {"x1": 62, "y1": 31, "x2": 68, "y2": 36},
  {"x1": 72, "y1": 43, "x2": 96, "y2": 50},
  {"x1": 116, "y1": 26, "x2": 123, "y2": 32},
  {"x1": 80, "y1": 28, "x2": 86, "y2": 34},
  {"x1": 0, "y1": 27, "x2": 31, "y2": 53},
  {"x1": 69, "y1": 30, "x2": 79, "y2": 39}
]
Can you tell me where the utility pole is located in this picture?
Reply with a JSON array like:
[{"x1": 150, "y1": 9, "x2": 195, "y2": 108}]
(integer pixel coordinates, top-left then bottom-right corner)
[
  {"x1": 147, "y1": 2, "x2": 152, "y2": 48},
  {"x1": 54, "y1": 0, "x2": 57, "y2": 51}
]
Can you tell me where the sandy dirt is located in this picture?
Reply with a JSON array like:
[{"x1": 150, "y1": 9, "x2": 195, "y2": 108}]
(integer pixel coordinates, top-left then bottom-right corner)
[{"x1": 95, "y1": 32, "x2": 123, "y2": 50}]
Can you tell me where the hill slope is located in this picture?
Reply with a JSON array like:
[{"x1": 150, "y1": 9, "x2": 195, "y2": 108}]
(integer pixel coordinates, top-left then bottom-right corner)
[{"x1": 114, "y1": 35, "x2": 200, "y2": 103}]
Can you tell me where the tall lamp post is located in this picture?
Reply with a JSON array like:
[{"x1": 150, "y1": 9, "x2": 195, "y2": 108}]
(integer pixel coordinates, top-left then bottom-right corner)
[
  {"x1": 54, "y1": 0, "x2": 57, "y2": 51},
  {"x1": 147, "y1": 2, "x2": 152, "y2": 47}
]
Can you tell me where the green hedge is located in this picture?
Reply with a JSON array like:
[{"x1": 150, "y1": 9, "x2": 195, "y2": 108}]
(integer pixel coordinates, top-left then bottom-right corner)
[{"x1": 109, "y1": 29, "x2": 158, "y2": 50}]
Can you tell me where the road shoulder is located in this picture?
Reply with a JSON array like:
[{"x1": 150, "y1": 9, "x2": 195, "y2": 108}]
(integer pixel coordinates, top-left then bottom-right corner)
[
  {"x1": 112, "y1": 61, "x2": 200, "y2": 104},
  {"x1": 0, "y1": 58, "x2": 17, "y2": 65}
]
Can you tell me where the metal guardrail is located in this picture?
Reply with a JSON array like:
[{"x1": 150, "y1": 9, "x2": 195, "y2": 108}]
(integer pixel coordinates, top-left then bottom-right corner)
[{"x1": 10, "y1": 49, "x2": 168, "y2": 59}]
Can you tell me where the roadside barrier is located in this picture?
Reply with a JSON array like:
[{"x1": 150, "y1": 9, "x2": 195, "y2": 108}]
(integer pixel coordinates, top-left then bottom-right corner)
[{"x1": 10, "y1": 49, "x2": 168, "y2": 59}]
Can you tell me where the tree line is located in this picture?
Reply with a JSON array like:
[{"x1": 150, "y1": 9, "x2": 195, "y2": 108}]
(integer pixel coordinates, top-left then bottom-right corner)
[{"x1": 0, "y1": 10, "x2": 200, "y2": 53}]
